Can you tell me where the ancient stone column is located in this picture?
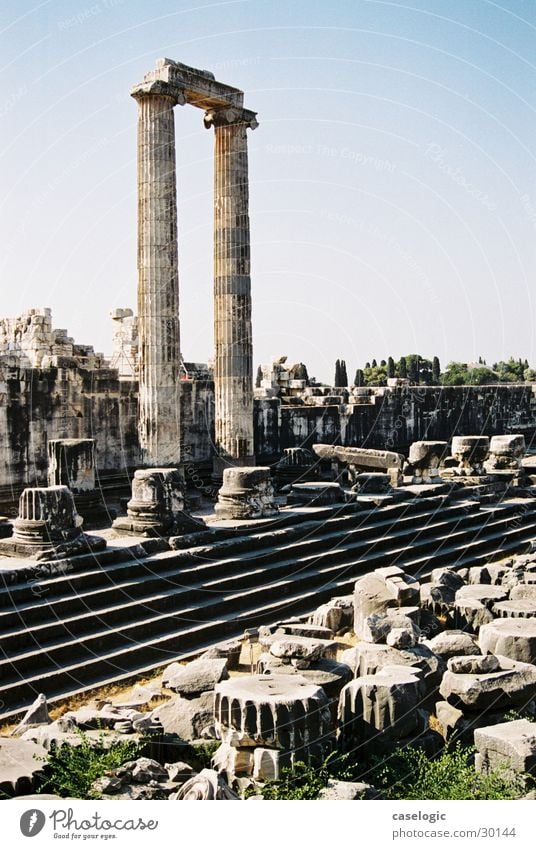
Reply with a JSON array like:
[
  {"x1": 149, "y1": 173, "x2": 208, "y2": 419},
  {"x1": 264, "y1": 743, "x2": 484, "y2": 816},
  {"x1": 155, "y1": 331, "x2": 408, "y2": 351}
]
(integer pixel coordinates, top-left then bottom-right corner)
[
  {"x1": 205, "y1": 107, "x2": 258, "y2": 473},
  {"x1": 131, "y1": 80, "x2": 185, "y2": 467}
]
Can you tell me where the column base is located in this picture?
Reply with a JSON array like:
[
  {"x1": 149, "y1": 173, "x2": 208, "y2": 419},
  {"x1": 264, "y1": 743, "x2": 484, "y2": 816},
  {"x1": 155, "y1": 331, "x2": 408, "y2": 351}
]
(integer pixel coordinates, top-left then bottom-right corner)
[
  {"x1": 215, "y1": 467, "x2": 278, "y2": 520},
  {"x1": 0, "y1": 532, "x2": 106, "y2": 561}
]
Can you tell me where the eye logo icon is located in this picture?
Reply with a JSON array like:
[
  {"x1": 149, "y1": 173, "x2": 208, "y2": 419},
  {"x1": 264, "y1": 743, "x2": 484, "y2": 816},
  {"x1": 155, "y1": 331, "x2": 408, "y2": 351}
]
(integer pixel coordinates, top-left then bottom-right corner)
[{"x1": 20, "y1": 810, "x2": 46, "y2": 837}]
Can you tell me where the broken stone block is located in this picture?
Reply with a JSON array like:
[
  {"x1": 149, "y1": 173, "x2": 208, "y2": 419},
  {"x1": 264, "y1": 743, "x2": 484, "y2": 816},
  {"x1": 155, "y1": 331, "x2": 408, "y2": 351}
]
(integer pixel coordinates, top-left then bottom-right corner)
[
  {"x1": 277, "y1": 622, "x2": 334, "y2": 640},
  {"x1": 120, "y1": 757, "x2": 169, "y2": 784},
  {"x1": 341, "y1": 641, "x2": 445, "y2": 698},
  {"x1": 215, "y1": 467, "x2": 278, "y2": 519},
  {"x1": 408, "y1": 440, "x2": 448, "y2": 483},
  {"x1": 256, "y1": 655, "x2": 352, "y2": 700},
  {"x1": 493, "y1": 600, "x2": 536, "y2": 619},
  {"x1": 317, "y1": 780, "x2": 383, "y2": 800},
  {"x1": 214, "y1": 674, "x2": 333, "y2": 761},
  {"x1": 450, "y1": 436, "x2": 490, "y2": 476},
  {"x1": 439, "y1": 655, "x2": 536, "y2": 711},
  {"x1": 269, "y1": 635, "x2": 337, "y2": 664},
  {"x1": 200, "y1": 640, "x2": 242, "y2": 670},
  {"x1": 286, "y1": 481, "x2": 345, "y2": 506},
  {"x1": 310, "y1": 596, "x2": 354, "y2": 634},
  {"x1": 362, "y1": 611, "x2": 420, "y2": 646},
  {"x1": 424, "y1": 630, "x2": 480, "y2": 660},
  {"x1": 0, "y1": 738, "x2": 47, "y2": 798},
  {"x1": 155, "y1": 691, "x2": 215, "y2": 740},
  {"x1": 351, "y1": 473, "x2": 392, "y2": 494},
  {"x1": 511, "y1": 584, "x2": 536, "y2": 602},
  {"x1": 212, "y1": 742, "x2": 254, "y2": 780},
  {"x1": 253, "y1": 747, "x2": 280, "y2": 781},
  {"x1": 10, "y1": 694, "x2": 50, "y2": 736},
  {"x1": 479, "y1": 618, "x2": 536, "y2": 664},
  {"x1": 485, "y1": 434, "x2": 526, "y2": 472},
  {"x1": 353, "y1": 568, "x2": 419, "y2": 637},
  {"x1": 338, "y1": 666, "x2": 425, "y2": 752},
  {"x1": 312, "y1": 443, "x2": 404, "y2": 473},
  {"x1": 165, "y1": 762, "x2": 195, "y2": 784},
  {"x1": 447, "y1": 654, "x2": 501, "y2": 675},
  {"x1": 163, "y1": 658, "x2": 229, "y2": 696},
  {"x1": 456, "y1": 584, "x2": 509, "y2": 605},
  {"x1": 172, "y1": 768, "x2": 239, "y2": 800},
  {"x1": 474, "y1": 719, "x2": 536, "y2": 786}
]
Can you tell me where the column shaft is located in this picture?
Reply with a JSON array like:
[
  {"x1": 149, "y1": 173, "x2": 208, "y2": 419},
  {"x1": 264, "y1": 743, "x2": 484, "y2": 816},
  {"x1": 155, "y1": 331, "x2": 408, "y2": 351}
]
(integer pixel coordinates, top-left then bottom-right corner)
[
  {"x1": 213, "y1": 120, "x2": 255, "y2": 466},
  {"x1": 136, "y1": 93, "x2": 181, "y2": 467}
]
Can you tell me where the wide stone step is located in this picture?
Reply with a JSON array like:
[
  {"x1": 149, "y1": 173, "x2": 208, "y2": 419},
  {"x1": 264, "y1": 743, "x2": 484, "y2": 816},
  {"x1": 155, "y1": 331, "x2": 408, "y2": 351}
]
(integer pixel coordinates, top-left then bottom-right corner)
[
  {"x1": 0, "y1": 505, "x2": 533, "y2": 687},
  {"x1": 0, "y1": 500, "x2": 485, "y2": 639}
]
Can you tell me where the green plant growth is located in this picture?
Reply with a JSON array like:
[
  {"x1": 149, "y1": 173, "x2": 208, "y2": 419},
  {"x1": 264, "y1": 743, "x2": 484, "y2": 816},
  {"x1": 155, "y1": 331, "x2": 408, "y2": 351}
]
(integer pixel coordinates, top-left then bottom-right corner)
[
  {"x1": 252, "y1": 744, "x2": 525, "y2": 801},
  {"x1": 36, "y1": 729, "x2": 145, "y2": 799}
]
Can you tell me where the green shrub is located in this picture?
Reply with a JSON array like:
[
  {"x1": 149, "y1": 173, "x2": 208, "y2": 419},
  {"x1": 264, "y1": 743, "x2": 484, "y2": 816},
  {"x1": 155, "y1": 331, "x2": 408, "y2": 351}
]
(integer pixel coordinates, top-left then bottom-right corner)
[{"x1": 36, "y1": 728, "x2": 145, "y2": 799}]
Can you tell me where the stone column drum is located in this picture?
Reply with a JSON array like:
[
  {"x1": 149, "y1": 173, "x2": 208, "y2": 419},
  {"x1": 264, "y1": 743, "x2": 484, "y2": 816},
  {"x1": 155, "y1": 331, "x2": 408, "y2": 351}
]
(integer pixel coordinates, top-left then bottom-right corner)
[
  {"x1": 450, "y1": 436, "x2": 490, "y2": 476},
  {"x1": 205, "y1": 107, "x2": 258, "y2": 473},
  {"x1": 112, "y1": 468, "x2": 202, "y2": 537},
  {"x1": 131, "y1": 80, "x2": 185, "y2": 468},
  {"x1": 215, "y1": 466, "x2": 278, "y2": 520},
  {"x1": 47, "y1": 438, "x2": 111, "y2": 529}
]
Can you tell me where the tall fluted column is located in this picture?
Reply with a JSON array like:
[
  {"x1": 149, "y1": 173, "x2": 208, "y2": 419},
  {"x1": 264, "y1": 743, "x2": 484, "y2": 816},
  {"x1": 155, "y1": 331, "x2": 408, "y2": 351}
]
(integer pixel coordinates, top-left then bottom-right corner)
[
  {"x1": 205, "y1": 107, "x2": 258, "y2": 473},
  {"x1": 131, "y1": 81, "x2": 185, "y2": 467}
]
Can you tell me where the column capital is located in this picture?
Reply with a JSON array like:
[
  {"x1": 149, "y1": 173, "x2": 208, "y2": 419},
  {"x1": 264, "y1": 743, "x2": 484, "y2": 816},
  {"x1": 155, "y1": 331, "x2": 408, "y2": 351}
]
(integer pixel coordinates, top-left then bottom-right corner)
[
  {"x1": 130, "y1": 80, "x2": 186, "y2": 106},
  {"x1": 204, "y1": 106, "x2": 258, "y2": 130}
]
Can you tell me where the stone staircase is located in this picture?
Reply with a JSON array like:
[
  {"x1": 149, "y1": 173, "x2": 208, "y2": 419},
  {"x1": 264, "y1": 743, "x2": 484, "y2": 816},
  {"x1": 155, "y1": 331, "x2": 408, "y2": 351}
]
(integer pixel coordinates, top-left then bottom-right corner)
[{"x1": 1, "y1": 493, "x2": 536, "y2": 720}]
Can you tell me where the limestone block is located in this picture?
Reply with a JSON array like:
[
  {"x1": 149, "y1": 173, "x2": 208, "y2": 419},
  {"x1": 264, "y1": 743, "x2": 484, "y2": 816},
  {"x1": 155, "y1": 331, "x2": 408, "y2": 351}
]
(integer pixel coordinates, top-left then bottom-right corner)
[
  {"x1": 155, "y1": 691, "x2": 215, "y2": 740},
  {"x1": 447, "y1": 654, "x2": 501, "y2": 675},
  {"x1": 276, "y1": 622, "x2": 334, "y2": 640},
  {"x1": 511, "y1": 584, "x2": 536, "y2": 602},
  {"x1": 474, "y1": 720, "x2": 536, "y2": 783},
  {"x1": 121, "y1": 757, "x2": 168, "y2": 784},
  {"x1": 11, "y1": 694, "x2": 50, "y2": 736},
  {"x1": 439, "y1": 655, "x2": 536, "y2": 711},
  {"x1": 214, "y1": 675, "x2": 333, "y2": 757},
  {"x1": 454, "y1": 599, "x2": 495, "y2": 632},
  {"x1": 256, "y1": 655, "x2": 352, "y2": 700},
  {"x1": 351, "y1": 473, "x2": 392, "y2": 494},
  {"x1": 310, "y1": 596, "x2": 354, "y2": 634},
  {"x1": 212, "y1": 742, "x2": 254, "y2": 779},
  {"x1": 200, "y1": 640, "x2": 243, "y2": 670},
  {"x1": 215, "y1": 467, "x2": 278, "y2": 519},
  {"x1": 312, "y1": 443, "x2": 404, "y2": 472},
  {"x1": 163, "y1": 658, "x2": 229, "y2": 696},
  {"x1": 338, "y1": 666, "x2": 424, "y2": 751},
  {"x1": 479, "y1": 619, "x2": 536, "y2": 664},
  {"x1": 269, "y1": 635, "x2": 338, "y2": 664},
  {"x1": 172, "y1": 768, "x2": 239, "y2": 800},
  {"x1": 286, "y1": 481, "x2": 345, "y2": 506},
  {"x1": 317, "y1": 780, "x2": 382, "y2": 800},
  {"x1": 353, "y1": 569, "x2": 419, "y2": 637},
  {"x1": 450, "y1": 435, "x2": 490, "y2": 475},
  {"x1": 252, "y1": 747, "x2": 280, "y2": 781},
  {"x1": 408, "y1": 440, "x2": 448, "y2": 483},
  {"x1": 341, "y1": 642, "x2": 445, "y2": 695},
  {"x1": 468, "y1": 564, "x2": 511, "y2": 585},
  {"x1": 455, "y1": 584, "x2": 509, "y2": 605},
  {"x1": 0, "y1": 738, "x2": 48, "y2": 797},
  {"x1": 362, "y1": 611, "x2": 420, "y2": 646},
  {"x1": 424, "y1": 630, "x2": 480, "y2": 660}
]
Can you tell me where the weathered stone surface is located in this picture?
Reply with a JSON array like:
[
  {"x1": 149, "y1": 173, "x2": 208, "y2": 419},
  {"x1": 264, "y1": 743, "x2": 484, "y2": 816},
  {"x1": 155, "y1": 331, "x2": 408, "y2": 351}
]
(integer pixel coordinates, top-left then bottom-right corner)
[
  {"x1": 408, "y1": 440, "x2": 448, "y2": 483},
  {"x1": 121, "y1": 757, "x2": 168, "y2": 784},
  {"x1": 447, "y1": 654, "x2": 501, "y2": 675},
  {"x1": 454, "y1": 598, "x2": 496, "y2": 632},
  {"x1": 431, "y1": 568, "x2": 466, "y2": 592},
  {"x1": 256, "y1": 655, "x2": 352, "y2": 700},
  {"x1": 475, "y1": 719, "x2": 536, "y2": 784},
  {"x1": 252, "y1": 747, "x2": 280, "y2": 781},
  {"x1": 479, "y1": 619, "x2": 536, "y2": 664},
  {"x1": 338, "y1": 666, "x2": 425, "y2": 751},
  {"x1": 164, "y1": 658, "x2": 229, "y2": 696},
  {"x1": 468, "y1": 564, "x2": 511, "y2": 585},
  {"x1": 215, "y1": 467, "x2": 278, "y2": 519},
  {"x1": 155, "y1": 691, "x2": 215, "y2": 740},
  {"x1": 286, "y1": 481, "x2": 345, "y2": 506},
  {"x1": 312, "y1": 443, "x2": 404, "y2": 472},
  {"x1": 0, "y1": 738, "x2": 47, "y2": 797},
  {"x1": 362, "y1": 611, "x2": 420, "y2": 646},
  {"x1": 341, "y1": 642, "x2": 445, "y2": 695},
  {"x1": 351, "y1": 473, "x2": 392, "y2": 494},
  {"x1": 11, "y1": 693, "x2": 50, "y2": 736},
  {"x1": 317, "y1": 780, "x2": 382, "y2": 800},
  {"x1": 171, "y1": 768, "x2": 240, "y2": 800},
  {"x1": 112, "y1": 468, "x2": 202, "y2": 536},
  {"x1": 511, "y1": 584, "x2": 536, "y2": 602},
  {"x1": 276, "y1": 622, "x2": 334, "y2": 640},
  {"x1": 494, "y1": 600, "x2": 536, "y2": 619},
  {"x1": 269, "y1": 635, "x2": 338, "y2": 664},
  {"x1": 425, "y1": 630, "x2": 480, "y2": 659},
  {"x1": 212, "y1": 742, "x2": 254, "y2": 779},
  {"x1": 450, "y1": 436, "x2": 490, "y2": 475},
  {"x1": 200, "y1": 640, "x2": 243, "y2": 670},
  {"x1": 353, "y1": 569, "x2": 419, "y2": 637},
  {"x1": 214, "y1": 674, "x2": 333, "y2": 758},
  {"x1": 440, "y1": 655, "x2": 536, "y2": 710},
  {"x1": 485, "y1": 434, "x2": 526, "y2": 471},
  {"x1": 311, "y1": 596, "x2": 354, "y2": 634},
  {"x1": 456, "y1": 584, "x2": 509, "y2": 605}
]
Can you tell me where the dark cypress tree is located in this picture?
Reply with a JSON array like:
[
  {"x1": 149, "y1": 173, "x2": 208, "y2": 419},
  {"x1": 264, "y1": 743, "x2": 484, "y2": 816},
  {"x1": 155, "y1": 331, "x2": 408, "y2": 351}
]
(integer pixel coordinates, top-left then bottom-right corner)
[
  {"x1": 387, "y1": 356, "x2": 395, "y2": 378},
  {"x1": 399, "y1": 357, "x2": 407, "y2": 379},
  {"x1": 365, "y1": 361, "x2": 371, "y2": 369},
  {"x1": 371, "y1": 358, "x2": 378, "y2": 368},
  {"x1": 340, "y1": 359, "x2": 348, "y2": 387},
  {"x1": 293, "y1": 362, "x2": 309, "y2": 383},
  {"x1": 380, "y1": 359, "x2": 386, "y2": 367},
  {"x1": 255, "y1": 365, "x2": 263, "y2": 388},
  {"x1": 432, "y1": 356, "x2": 441, "y2": 384},
  {"x1": 354, "y1": 368, "x2": 365, "y2": 387},
  {"x1": 334, "y1": 359, "x2": 341, "y2": 387},
  {"x1": 407, "y1": 354, "x2": 419, "y2": 384}
]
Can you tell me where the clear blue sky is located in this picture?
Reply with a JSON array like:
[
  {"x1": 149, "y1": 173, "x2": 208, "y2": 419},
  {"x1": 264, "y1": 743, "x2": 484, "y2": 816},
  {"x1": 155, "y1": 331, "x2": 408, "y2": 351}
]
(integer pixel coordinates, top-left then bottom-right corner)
[{"x1": 1, "y1": 0, "x2": 535, "y2": 382}]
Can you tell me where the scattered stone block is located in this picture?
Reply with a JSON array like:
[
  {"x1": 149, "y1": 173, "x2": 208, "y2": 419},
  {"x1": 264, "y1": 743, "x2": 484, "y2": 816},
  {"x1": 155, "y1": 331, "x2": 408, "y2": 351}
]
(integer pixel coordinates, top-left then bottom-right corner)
[
  {"x1": 439, "y1": 655, "x2": 536, "y2": 711},
  {"x1": 200, "y1": 640, "x2": 242, "y2": 670},
  {"x1": 317, "y1": 780, "x2": 382, "y2": 800},
  {"x1": 362, "y1": 611, "x2": 420, "y2": 646},
  {"x1": 424, "y1": 630, "x2": 480, "y2": 659},
  {"x1": 172, "y1": 768, "x2": 240, "y2": 800},
  {"x1": 10, "y1": 694, "x2": 50, "y2": 736},
  {"x1": 0, "y1": 738, "x2": 47, "y2": 797},
  {"x1": 479, "y1": 618, "x2": 536, "y2": 664},
  {"x1": 474, "y1": 719, "x2": 536, "y2": 785},
  {"x1": 277, "y1": 622, "x2": 334, "y2": 640},
  {"x1": 163, "y1": 658, "x2": 229, "y2": 696},
  {"x1": 212, "y1": 742, "x2": 254, "y2": 779},
  {"x1": 269, "y1": 635, "x2": 337, "y2": 665},
  {"x1": 253, "y1": 747, "x2": 280, "y2": 781},
  {"x1": 447, "y1": 654, "x2": 500, "y2": 675},
  {"x1": 155, "y1": 691, "x2": 215, "y2": 740},
  {"x1": 310, "y1": 596, "x2": 354, "y2": 634}
]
